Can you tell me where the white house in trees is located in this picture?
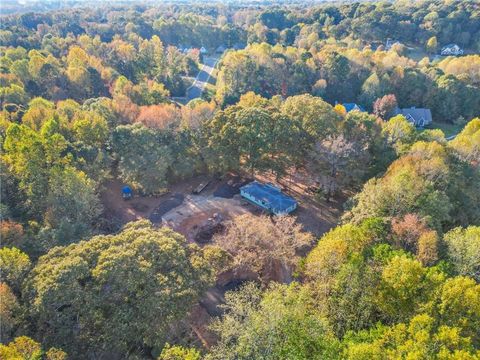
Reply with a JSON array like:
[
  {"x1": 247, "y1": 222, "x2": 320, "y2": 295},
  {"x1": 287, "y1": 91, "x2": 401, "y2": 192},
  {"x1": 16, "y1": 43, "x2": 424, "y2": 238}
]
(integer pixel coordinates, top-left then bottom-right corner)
[{"x1": 441, "y1": 44, "x2": 464, "y2": 56}]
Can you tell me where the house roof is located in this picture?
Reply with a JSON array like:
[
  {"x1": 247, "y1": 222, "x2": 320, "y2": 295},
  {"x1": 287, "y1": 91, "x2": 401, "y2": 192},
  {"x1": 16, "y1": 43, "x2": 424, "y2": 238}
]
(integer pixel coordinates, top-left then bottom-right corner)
[
  {"x1": 394, "y1": 107, "x2": 432, "y2": 126},
  {"x1": 240, "y1": 181, "x2": 297, "y2": 213},
  {"x1": 343, "y1": 103, "x2": 365, "y2": 112}
]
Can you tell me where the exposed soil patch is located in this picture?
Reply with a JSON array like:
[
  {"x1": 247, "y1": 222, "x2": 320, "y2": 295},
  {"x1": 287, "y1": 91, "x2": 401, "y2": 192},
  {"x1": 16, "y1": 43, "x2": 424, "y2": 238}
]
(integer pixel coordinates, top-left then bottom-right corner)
[
  {"x1": 213, "y1": 175, "x2": 251, "y2": 198},
  {"x1": 194, "y1": 213, "x2": 226, "y2": 243},
  {"x1": 199, "y1": 277, "x2": 249, "y2": 318},
  {"x1": 100, "y1": 176, "x2": 215, "y2": 229},
  {"x1": 162, "y1": 194, "x2": 253, "y2": 241},
  {"x1": 131, "y1": 202, "x2": 149, "y2": 212},
  {"x1": 100, "y1": 171, "x2": 345, "y2": 239},
  {"x1": 99, "y1": 179, "x2": 164, "y2": 229},
  {"x1": 149, "y1": 193, "x2": 184, "y2": 223},
  {"x1": 188, "y1": 304, "x2": 218, "y2": 349}
]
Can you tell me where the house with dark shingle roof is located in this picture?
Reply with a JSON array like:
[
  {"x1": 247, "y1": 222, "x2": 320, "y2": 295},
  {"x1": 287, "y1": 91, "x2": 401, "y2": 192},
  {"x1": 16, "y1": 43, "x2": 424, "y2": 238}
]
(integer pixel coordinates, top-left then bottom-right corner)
[{"x1": 394, "y1": 107, "x2": 432, "y2": 127}]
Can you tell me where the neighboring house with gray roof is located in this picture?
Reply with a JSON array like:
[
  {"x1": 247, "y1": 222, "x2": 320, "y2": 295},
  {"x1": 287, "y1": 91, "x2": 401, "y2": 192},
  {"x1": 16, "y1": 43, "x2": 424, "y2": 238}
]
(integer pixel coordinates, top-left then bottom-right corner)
[
  {"x1": 394, "y1": 107, "x2": 432, "y2": 127},
  {"x1": 441, "y1": 44, "x2": 464, "y2": 56}
]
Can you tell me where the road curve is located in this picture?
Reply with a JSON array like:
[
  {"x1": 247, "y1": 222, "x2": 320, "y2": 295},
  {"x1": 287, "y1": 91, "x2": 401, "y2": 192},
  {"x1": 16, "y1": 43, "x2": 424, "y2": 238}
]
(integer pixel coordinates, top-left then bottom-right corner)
[{"x1": 186, "y1": 56, "x2": 219, "y2": 101}]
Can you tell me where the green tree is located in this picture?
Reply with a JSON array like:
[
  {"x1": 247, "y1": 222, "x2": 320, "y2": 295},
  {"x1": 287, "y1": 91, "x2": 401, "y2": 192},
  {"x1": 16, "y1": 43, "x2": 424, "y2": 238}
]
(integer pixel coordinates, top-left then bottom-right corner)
[
  {"x1": 226, "y1": 106, "x2": 271, "y2": 174},
  {"x1": 344, "y1": 314, "x2": 479, "y2": 359},
  {"x1": 207, "y1": 282, "x2": 341, "y2": 360},
  {"x1": 111, "y1": 124, "x2": 173, "y2": 194},
  {"x1": 449, "y1": 118, "x2": 480, "y2": 166},
  {"x1": 71, "y1": 112, "x2": 108, "y2": 148},
  {"x1": 159, "y1": 344, "x2": 201, "y2": 360},
  {"x1": 0, "y1": 282, "x2": 21, "y2": 343},
  {"x1": 0, "y1": 247, "x2": 31, "y2": 293},
  {"x1": 0, "y1": 336, "x2": 66, "y2": 360},
  {"x1": 436, "y1": 276, "x2": 480, "y2": 347},
  {"x1": 341, "y1": 111, "x2": 390, "y2": 179},
  {"x1": 426, "y1": 36, "x2": 438, "y2": 54},
  {"x1": 304, "y1": 220, "x2": 385, "y2": 288},
  {"x1": 205, "y1": 104, "x2": 294, "y2": 175},
  {"x1": 322, "y1": 51, "x2": 351, "y2": 102},
  {"x1": 324, "y1": 255, "x2": 380, "y2": 337},
  {"x1": 359, "y1": 72, "x2": 383, "y2": 108},
  {"x1": 444, "y1": 226, "x2": 480, "y2": 281},
  {"x1": 66, "y1": 46, "x2": 106, "y2": 100},
  {"x1": 42, "y1": 166, "x2": 102, "y2": 247},
  {"x1": 281, "y1": 94, "x2": 341, "y2": 144},
  {"x1": 381, "y1": 115, "x2": 417, "y2": 155},
  {"x1": 344, "y1": 141, "x2": 458, "y2": 230},
  {"x1": 0, "y1": 83, "x2": 29, "y2": 107},
  {"x1": 26, "y1": 221, "x2": 219, "y2": 356},
  {"x1": 21, "y1": 97, "x2": 56, "y2": 131},
  {"x1": 376, "y1": 255, "x2": 444, "y2": 322},
  {"x1": 430, "y1": 75, "x2": 479, "y2": 122},
  {"x1": 3, "y1": 122, "x2": 67, "y2": 218}
]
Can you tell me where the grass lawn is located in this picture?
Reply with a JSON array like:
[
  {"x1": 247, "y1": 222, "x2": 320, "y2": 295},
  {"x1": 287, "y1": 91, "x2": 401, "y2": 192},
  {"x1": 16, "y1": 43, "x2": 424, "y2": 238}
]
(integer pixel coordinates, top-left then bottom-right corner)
[
  {"x1": 423, "y1": 122, "x2": 464, "y2": 138},
  {"x1": 182, "y1": 76, "x2": 195, "y2": 88},
  {"x1": 406, "y1": 46, "x2": 430, "y2": 61},
  {"x1": 201, "y1": 83, "x2": 216, "y2": 101},
  {"x1": 404, "y1": 44, "x2": 442, "y2": 63},
  {"x1": 208, "y1": 68, "x2": 218, "y2": 85}
]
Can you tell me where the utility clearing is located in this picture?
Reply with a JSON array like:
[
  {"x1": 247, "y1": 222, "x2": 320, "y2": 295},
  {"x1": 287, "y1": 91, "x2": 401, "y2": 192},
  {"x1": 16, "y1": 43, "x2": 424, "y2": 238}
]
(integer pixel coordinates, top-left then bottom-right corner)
[{"x1": 101, "y1": 171, "x2": 344, "y2": 241}]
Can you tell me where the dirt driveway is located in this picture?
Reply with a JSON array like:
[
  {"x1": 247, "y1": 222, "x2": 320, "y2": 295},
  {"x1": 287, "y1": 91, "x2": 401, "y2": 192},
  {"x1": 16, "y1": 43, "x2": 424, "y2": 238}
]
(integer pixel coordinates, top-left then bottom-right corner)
[{"x1": 162, "y1": 194, "x2": 254, "y2": 241}]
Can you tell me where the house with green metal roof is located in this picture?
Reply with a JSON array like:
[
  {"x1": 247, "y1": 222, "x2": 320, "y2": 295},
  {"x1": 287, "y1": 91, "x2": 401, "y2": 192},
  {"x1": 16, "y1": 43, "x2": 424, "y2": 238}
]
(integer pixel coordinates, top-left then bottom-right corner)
[{"x1": 240, "y1": 181, "x2": 297, "y2": 215}]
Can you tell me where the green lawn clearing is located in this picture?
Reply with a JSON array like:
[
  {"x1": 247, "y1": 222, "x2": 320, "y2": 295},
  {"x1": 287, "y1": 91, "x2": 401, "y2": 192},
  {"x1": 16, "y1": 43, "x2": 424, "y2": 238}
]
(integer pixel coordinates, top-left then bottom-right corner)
[{"x1": 423, "y1": 122, "x2": 464, "y2": 138}]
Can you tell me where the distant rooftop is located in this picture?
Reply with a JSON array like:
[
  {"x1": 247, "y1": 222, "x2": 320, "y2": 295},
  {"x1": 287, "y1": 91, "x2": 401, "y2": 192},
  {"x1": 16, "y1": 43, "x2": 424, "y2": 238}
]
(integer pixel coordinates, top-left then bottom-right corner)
[{"x1": 343, "y1": 103, "x2": 365, "y2": 113}]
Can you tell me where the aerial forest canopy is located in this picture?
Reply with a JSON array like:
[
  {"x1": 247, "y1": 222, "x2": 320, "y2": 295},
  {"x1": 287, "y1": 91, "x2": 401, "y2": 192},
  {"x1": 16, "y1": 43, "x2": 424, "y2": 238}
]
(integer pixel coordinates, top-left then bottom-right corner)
[{"x1": 0, "y1": 0, "x2": 479, "y2": 359}]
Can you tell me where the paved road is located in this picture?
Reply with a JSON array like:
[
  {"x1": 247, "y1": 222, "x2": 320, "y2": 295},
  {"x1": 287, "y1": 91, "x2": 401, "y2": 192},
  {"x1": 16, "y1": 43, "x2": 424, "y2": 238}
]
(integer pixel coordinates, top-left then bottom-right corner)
[{"x1": 186, "y1": 56, "x2": 219, "y2": 101}]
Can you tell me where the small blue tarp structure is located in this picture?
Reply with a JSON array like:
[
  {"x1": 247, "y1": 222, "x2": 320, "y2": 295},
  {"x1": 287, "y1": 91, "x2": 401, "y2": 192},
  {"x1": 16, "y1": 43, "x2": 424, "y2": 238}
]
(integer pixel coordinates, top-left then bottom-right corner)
[
  {"x1": 240, "y1": 181, "x2": 297, "y2": 215},
  {"x1": 122, "y1": 186, "x2": 132, "y2": 199}
]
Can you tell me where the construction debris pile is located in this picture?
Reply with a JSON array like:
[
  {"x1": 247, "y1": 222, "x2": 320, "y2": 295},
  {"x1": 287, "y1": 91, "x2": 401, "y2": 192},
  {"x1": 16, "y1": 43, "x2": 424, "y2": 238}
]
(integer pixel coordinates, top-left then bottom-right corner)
[{"x1": 194, "y1": 213, "x2": 225, "y2": 243}]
